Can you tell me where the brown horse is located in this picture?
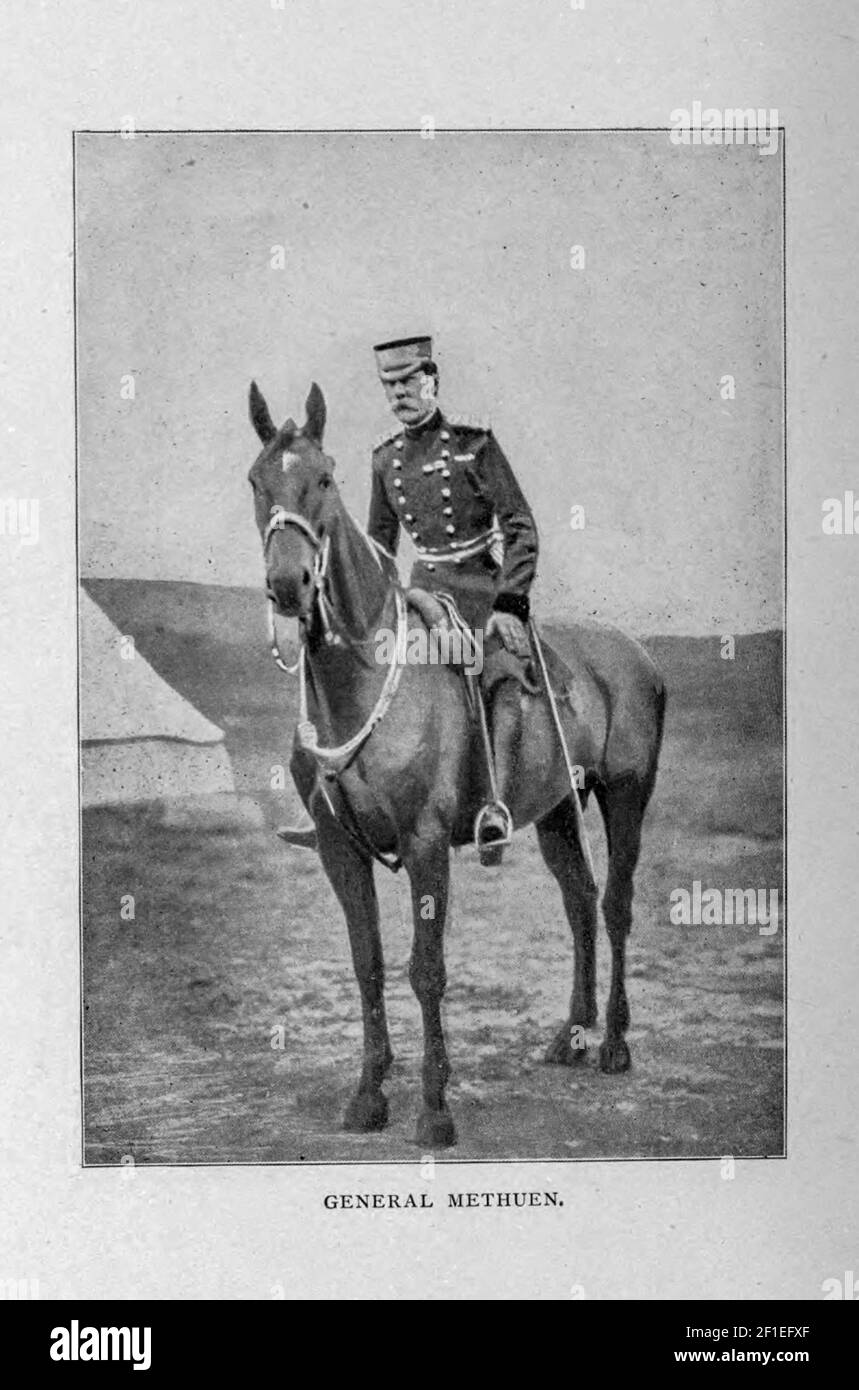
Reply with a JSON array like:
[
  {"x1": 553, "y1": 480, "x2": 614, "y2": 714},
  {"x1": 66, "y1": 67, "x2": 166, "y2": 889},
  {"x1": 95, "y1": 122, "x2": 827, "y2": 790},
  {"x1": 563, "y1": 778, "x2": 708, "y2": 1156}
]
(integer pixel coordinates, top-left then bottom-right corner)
[{"x1": 248, "y1": 381, "x2": 666, "y2": 1148}]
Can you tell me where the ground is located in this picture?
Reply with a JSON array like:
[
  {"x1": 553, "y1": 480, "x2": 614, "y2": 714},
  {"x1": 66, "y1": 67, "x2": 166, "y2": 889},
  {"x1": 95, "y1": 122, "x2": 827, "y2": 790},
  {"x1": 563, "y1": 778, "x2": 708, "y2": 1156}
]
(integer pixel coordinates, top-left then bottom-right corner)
[{"x1": 81, "y1": 582, "x2": 783, "y2": 1163}]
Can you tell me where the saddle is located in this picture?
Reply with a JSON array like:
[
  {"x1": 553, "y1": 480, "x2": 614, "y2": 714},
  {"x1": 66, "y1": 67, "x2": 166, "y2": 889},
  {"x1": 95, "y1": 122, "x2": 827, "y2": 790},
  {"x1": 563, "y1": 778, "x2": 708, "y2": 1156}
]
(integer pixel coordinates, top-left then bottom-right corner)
[
  {"x1": 405, "y1": 587, "x2": 574, "y2": 706},
  {"x1": 282, "y1": 589, "x2": 584, "y2": 875}
]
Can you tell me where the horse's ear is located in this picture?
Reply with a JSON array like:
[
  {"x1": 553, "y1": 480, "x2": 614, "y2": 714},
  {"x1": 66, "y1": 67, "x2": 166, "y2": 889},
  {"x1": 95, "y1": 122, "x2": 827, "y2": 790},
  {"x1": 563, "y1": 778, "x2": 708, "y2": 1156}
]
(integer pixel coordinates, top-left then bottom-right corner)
[
  {"x1": 249, "y1": 381, "x2": 277, "y2": 443},
  {"x1": 304, "y1": 382, "x2": 326, "y2": 443}
]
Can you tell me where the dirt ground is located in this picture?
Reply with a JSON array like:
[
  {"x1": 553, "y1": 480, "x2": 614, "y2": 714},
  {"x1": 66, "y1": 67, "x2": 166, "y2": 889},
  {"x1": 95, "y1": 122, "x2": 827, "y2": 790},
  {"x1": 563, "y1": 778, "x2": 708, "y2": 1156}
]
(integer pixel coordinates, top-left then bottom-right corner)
[{"x1": 81, "y1": 619, "x2": 783, "y2": 1164}]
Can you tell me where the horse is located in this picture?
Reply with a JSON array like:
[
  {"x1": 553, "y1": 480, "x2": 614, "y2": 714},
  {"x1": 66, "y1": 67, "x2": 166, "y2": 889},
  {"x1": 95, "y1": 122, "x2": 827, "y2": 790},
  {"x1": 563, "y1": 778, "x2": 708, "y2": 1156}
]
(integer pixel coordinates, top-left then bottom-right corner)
[{"x1": 248, "y1": 381, "x2": 666, "y2": 1148}]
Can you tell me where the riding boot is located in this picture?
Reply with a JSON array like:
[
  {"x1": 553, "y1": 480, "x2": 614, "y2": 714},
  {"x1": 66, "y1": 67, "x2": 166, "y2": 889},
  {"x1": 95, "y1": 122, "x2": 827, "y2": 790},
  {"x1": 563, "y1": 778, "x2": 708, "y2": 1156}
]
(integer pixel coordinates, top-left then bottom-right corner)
[{"x1": 476, "y1": 683, "x2": 520, "y2": 867}]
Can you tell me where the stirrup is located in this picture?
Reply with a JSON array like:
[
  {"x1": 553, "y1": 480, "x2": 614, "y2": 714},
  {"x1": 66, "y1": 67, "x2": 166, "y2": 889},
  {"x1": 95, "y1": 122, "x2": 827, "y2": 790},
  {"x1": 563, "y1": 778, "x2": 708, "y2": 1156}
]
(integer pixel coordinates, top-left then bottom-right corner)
[
  {"x1": 474, "y1": 801, "x2": 513, "y2": 864},
  {"x1": 276, "y1": 817, "x2": 318, "y2": 850}
]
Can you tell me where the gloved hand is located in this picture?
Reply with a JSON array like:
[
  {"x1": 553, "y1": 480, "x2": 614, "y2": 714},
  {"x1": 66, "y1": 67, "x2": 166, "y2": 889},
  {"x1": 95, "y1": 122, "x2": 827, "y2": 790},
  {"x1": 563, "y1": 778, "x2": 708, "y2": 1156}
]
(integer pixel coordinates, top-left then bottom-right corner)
[{"x1": 485, "y1": 609, "x2": 530, "y2": 657}]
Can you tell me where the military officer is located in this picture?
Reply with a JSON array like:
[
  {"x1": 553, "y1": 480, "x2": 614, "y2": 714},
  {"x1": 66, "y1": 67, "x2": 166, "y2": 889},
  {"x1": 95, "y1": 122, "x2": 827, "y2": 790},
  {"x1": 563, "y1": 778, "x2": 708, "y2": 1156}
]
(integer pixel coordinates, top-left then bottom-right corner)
[{"x1": 368, "y1": 335, "x2": 540, "y2": 862}]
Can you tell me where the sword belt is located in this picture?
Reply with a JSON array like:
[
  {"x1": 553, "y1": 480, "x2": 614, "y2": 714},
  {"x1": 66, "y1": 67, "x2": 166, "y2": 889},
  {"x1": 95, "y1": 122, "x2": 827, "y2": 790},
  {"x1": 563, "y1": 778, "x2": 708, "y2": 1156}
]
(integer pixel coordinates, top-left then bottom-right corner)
[{"x1": 414, "y1": 528, "x2": 497, "y2": 565}]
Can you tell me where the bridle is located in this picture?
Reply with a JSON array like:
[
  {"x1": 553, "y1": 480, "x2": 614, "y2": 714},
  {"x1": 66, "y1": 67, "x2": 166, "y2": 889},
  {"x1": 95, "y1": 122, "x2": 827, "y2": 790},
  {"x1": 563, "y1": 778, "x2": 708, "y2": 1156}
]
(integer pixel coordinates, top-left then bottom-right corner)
[
  {"x1": 263, "y1": 505, "x2": 336, "y2": 667},
  {"x1": 262, "y1": 504, "x2": 321, "y2": 554},
  {"x1": 261, "y1": 502, "x2": 408, "y2": 778}
]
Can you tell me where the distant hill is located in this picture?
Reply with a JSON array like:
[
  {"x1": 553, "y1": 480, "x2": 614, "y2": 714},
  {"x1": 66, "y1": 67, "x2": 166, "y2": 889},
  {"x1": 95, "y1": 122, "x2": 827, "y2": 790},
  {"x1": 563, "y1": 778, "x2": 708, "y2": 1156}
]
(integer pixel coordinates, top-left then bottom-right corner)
[
  {"x1": 632, "y1": 630, "x2": 782, "y2": 742},
  {"x1": 84, "y1": 577, "x2": 294, "y2": 720},
  {"x1": 82, "y1": 578, "x2": 783, "y2": 774},
  {"x1": 84, "y1": 578, "x2": 276, "y2": 652}
]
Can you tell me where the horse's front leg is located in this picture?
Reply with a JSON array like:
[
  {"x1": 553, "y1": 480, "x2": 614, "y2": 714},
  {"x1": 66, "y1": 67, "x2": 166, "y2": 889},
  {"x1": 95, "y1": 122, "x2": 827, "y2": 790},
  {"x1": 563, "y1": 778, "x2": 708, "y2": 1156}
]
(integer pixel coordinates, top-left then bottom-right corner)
[
  {"x1": 314, "y1": 811, "x2": 393, "y2": 1132},
  {"x1": 405, "y1": 831, "x2": 456, "y2": 1148}
]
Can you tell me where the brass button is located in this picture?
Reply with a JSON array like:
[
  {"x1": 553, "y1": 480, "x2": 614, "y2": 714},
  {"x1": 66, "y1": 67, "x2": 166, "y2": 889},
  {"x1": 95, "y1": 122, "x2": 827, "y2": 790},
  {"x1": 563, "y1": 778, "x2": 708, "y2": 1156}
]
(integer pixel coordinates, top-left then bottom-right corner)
[
  {"x1": 422, "y1": 462, "x2": 434, "y2": 474},
  {"x1": 443, "y1": 506, "x2": 453, "y2": 516},
  {"x1": 395, "y1": 439, "x2": 403, "y2": 449},
  {"x1": 441, "y1": 449, "x2": 450, "y2": 459},
  {"x1": 393, "y1": 460, "x2": 402, "y2": 470},
  {"x1": 441, "y1": 468, "x2": 451, "y2": 479},
  {"x1": 440, "y1": 430, "x2": 450, "y2": 441},
  {"x1": 405, "y1": 513, "x2": 413, "y2": 522},
  {"x1": 397, "y1": 496, "x2": 406, "y2": 506},
  {"x1": 446, "y1": 524, "x2": 455, "y2": 535},
  {"x1": 411, "y1": 531, "x2": 420, "y2": 540},
  {"x1": 441, "y1": 487, "x2": 451, "y2": 498},
  {"x1": 426, "y1": 562, "x2": 436, "y2": 572},
  {"x1": 393, "y1": 478, "x2": 402, "y2": 489}
]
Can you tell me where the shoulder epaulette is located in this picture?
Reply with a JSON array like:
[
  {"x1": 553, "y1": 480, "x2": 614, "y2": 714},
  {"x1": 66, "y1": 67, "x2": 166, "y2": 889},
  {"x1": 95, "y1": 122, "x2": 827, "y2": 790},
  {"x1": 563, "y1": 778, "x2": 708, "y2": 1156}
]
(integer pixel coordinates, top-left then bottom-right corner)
[
  {"x1": 373, "y1": 426, "x2": 404, "y2": 452},
  {"x1": 445, "y1": 413, "x2": 491, "y2": 433}
]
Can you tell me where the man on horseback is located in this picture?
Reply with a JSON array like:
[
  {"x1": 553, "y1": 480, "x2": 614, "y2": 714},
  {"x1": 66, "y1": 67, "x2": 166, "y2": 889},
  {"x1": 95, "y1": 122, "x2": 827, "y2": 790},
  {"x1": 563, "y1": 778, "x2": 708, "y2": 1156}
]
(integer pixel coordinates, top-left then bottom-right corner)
[
  {"x1": 367, "y1": 334, "x2": 539, "y2": 863},
  {"x1": 252, "y1": 373, "x2": 664, "y2": 1132}
]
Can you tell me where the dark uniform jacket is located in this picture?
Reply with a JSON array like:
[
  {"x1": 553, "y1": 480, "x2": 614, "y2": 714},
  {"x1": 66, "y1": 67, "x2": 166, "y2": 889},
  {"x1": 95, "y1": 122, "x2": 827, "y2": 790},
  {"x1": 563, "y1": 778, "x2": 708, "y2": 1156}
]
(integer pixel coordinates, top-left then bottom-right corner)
[{"x1": 367, "y1": 409, "x2": 538, "y2": 630}]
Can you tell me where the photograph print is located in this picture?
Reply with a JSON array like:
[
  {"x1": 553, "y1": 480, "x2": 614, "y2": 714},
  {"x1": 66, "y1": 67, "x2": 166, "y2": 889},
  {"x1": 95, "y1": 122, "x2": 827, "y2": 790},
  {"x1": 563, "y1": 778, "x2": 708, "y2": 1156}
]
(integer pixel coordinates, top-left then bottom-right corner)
[{"x1": 76, "y1": 129, "x2": 784, "y2": 1163}]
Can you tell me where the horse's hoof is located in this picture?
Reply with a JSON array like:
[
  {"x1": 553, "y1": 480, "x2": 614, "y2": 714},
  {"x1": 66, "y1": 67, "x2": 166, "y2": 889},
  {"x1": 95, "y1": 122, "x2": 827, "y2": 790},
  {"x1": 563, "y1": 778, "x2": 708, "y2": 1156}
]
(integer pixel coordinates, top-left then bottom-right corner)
[
  {"x1": 343, "y1": 1090, "x2": 389, "y2": 1132},
  {"x1": 599, "y1": 1038, "x2": 631, "y2": 1073},
  {"x1": 544, "y1": 1025, "x2": 588, "y2": 1065},
  {"x1": 416, "y1": 1109, "x2": 457, "y2": 1148}
]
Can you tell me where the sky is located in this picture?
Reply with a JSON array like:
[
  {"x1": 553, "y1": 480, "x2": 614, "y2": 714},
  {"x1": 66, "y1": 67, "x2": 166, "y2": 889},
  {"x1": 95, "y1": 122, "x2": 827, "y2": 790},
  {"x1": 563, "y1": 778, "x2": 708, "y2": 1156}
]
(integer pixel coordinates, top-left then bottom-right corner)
[{"x1": 75, "y1": 130, "x2": 783, "y2": 635}]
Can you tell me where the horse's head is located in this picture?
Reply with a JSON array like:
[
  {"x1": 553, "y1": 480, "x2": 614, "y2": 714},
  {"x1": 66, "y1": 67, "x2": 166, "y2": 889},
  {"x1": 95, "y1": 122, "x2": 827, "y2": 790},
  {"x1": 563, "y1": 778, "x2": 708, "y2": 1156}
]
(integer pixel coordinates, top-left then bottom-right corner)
[{"x1": 247, "y1": 381, "x2": 339, "y2": 620}]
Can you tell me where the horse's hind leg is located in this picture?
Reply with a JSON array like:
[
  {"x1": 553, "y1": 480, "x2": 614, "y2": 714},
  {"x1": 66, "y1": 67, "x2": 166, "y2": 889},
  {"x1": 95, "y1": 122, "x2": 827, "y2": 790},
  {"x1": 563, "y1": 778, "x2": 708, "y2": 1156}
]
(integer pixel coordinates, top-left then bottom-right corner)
[
  {"x1": 594, "y1": 774, "x2": 648, "y2": 1073},
  {"x1": 316, "y1": 821, "x2": 393, "y2": 1132},
  {"x1": 537, "y1": 796, "x2": 600, "y2": 1065}
]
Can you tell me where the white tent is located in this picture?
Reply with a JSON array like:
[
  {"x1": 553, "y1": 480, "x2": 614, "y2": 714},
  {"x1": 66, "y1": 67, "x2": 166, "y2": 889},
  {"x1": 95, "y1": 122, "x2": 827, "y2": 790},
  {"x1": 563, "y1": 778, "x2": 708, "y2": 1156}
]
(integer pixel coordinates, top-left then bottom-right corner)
[{"x1": 79, "y1": 588, "x2": 237, "y2": 808}]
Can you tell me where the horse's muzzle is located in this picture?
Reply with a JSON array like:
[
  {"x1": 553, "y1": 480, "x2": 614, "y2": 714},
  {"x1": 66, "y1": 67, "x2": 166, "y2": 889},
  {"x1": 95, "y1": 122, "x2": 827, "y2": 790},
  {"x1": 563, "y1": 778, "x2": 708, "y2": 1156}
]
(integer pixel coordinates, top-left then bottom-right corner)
[{"x1": 268, "y1": 566, "x2": 314, "y2": 617}]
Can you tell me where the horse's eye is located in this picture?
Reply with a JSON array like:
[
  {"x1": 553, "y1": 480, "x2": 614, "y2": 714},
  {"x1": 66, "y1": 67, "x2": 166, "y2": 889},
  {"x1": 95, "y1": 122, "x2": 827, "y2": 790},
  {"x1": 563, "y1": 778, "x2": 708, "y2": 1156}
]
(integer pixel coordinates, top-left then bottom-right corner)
[{"x1": 319, "y1": 474, "x2": 333, "y2": 490}]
